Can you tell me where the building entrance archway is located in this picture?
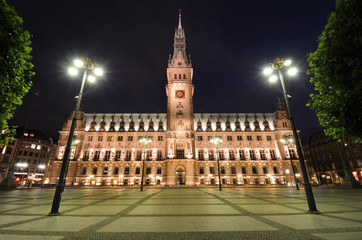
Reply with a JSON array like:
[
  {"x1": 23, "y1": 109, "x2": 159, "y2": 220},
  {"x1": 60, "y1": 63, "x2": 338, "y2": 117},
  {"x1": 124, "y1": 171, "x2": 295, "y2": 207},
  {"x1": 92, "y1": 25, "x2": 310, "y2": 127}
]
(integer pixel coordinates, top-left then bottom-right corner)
[{"x1": 176, "y1": 166, "x2": 186, "y2": 185}]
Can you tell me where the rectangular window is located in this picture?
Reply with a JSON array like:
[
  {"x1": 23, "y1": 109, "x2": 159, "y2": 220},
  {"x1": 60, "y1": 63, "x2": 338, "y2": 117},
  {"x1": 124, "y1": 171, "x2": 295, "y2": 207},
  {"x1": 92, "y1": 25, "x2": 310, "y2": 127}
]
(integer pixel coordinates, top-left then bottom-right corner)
[
  {"x1": 158, "y1": 136, "x2": 163, "y2": 141},
  {"x1": 157, "y1": 150, "x2": 162, "y2": 160},
  {"x1": 198, "y1": 150, "x2": 204, "y2": 160},
  {"x1": 289, "y1": 149, "x2": 297, "y2": 159},
  {"x1": 266, "y1": 136, "x2": 272, "y2": 141},
  {"x1": 88, "y1": 136, "x2": 93, "y2": 141},
  {"x1": 84, "y1": 151, "x2": 89, "y2": 161},
  {"x1": 117, "y1": 136, "x2": 123, "y2": 141},
  {"x1": 247, "y1": 136, "x2": 252, "y2": 141},
  {"x1": 249, "y1": 150, "x2": 256, "y2": 160},
  {"x1": 260, "y1": 150, "x2": 266, "y2": 160},
  {"x1": 257, "y1": 136, "x2": 262, "y2": 141},
  {"x1": 208, "y1": 136, "x2": 212, "y2": 141},
  {"x1": 31, "y1": 144, "x2": 36, "y2": 149},
  {"x1": 219, "y1": 150, "x2": 224, "y2": 160},
  {"x1": 107, "y1": 136, "x2": 113, "y2": 141},
  {"x1": 126, "y1": 150, "x2": 132, "y2": 161},
  {"x1": 94, "y1": 151, "x2": 100, "y2": 161},
  {"x1": 239, "y1": 150, "x2": 245, "y2": 160},
  {"x1": 23, "y1": 151, "x2": 28, "y2": 156},
  {"x1": 115, "y1": 150, "x2": 121, "y2": 161},
  {"x1": 104, "y1": 150, "x2": 111, "y2": 160},
  {"x1": 198, "y1": 136, "x2": 203, "y2": 141},
  {"x1": 98, "y1": 136, "x2": 103, "y2": 141},
  {"x1": 29, "y1": 151, "x2": 33, "y2": 157},
  {"x1": 229, "y1": 150, "x2": 235, "y2": 160},
  {"x1": 231, "y1": 166, "x2": 236, "y2": 174},
  {"x1": 227, "y1": 136, "x2": 232, "y2": 141},
  {"x1": 209, "y1": 150, "x2": 214, "y2": 160},
  {"x1": 270, "y1": 150, "x2": 276, "y2": 160},
  {"x1": 210, "y1": 166, "x2": 215, "y2": 174},
  {"x1": 128, "y1": 136, "x2": 133, "y2": 141},
  {"x1": 146, "y1": 150, "x2": 152, "y2": 160},
  {"x1": 136, "y1": 150, "x2": 142, "y2": 161},
  {"x1": 237, "y1": 136, "x2": 242, "y2": 141}
]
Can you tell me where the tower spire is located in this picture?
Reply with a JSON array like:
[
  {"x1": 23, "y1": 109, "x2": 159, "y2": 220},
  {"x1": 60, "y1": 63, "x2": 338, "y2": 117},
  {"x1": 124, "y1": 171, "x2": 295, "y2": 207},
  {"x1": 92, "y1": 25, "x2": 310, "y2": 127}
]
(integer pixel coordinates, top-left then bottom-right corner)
[{"x1": 178, "y1": 9, "x2": 182, "y2": 29}]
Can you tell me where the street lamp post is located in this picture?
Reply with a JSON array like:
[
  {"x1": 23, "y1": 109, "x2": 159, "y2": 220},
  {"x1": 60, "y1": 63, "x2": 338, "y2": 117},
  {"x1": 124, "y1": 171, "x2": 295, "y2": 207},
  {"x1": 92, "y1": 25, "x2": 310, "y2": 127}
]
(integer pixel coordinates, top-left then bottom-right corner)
[
  {"x1": 49, "y1": 58, "x2": 103, "y2": 216},
  {"x1": 263, "y1": 58, "x2": 319, "y2": 214},
  {"x1": 139, "y1": 137, "x2": 152, "y2": 191},
  {"x1": 280, "y1": 135, "x2": 300, "y2": 190},
  {"x1": 210, "y1": 137, "x2": 222, "y2": 191}
]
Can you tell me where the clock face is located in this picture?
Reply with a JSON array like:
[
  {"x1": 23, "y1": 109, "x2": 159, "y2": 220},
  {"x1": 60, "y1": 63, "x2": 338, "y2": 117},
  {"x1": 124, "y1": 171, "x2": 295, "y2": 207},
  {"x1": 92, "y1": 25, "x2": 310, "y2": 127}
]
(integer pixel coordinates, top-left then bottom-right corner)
[{"x1": 175, "y1": 90, "x2": 185, "y2": 99}]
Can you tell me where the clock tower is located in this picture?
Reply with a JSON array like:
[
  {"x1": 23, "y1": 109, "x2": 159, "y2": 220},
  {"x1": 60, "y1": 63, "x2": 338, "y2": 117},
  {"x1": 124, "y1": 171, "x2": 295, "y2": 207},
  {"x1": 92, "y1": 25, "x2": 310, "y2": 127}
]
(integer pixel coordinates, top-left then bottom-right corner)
[{"x1": 166, "y1": 10, "x2": 194, "y2": 160}]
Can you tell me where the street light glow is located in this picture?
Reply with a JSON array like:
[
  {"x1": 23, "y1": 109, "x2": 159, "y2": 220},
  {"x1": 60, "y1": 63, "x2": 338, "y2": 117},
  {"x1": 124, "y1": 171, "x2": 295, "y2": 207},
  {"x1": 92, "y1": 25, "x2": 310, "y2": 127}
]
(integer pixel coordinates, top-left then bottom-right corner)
[
  {"x1": 94, "y1": 67, "x2": 103, "y2": 76},
  {"x1": 74, "y1": 59, "x2": 83, "y2": 67},
  {"x1": 284, "y1": 59, "x2": 292, "y2": 66},
  {"x1": 88, "y1": 75, "x2": 96, "y2": 83},
  {"x1": 288, "y1": 67, "x2": 298, "y2": 76},
  {"x1": 263, "y1": 67, "x2": 273, "y2": 75},
  {"x1": 68, "y1": 67, "x2": 78, "y2": 76},
  {"x1": 269, "y1": 75, "x2": 278, "y2": 83}
]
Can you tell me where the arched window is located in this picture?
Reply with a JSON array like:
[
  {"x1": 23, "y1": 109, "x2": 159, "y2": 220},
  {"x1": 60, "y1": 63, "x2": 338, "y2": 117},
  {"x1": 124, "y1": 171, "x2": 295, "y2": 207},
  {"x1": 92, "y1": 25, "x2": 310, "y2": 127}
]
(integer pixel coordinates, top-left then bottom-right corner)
[
  {"x1": 199, "y1": 166, "x2": 204, "y2": 174},
  {"x1": 231, "y1": 166, "x2": 236, "y2": 174},
  {"x1": 210, "y1": 166, "x2": 215, "y2": 174},
  {"x1": 81, "y1": 167, "x2": 87, "y2": 175},
  {"x1": 157, "y1": 166, "x2": 162, "y2": 174},
  {"x1": 220, "y1": 166, "x2": 225, "y2": 174},
  {"x1": 252, "y1": 166, "x2": 257, "y2": 174},
  {"x1": 179, "y1": 74, "x2": 181, "y2": 79},
  {"x1": 103, "y1": 166, "x2": 108, "y2": 175},
  {"x1": 135, "y1": 166, "x2": 140, "y2": 174},
  {"x1": 174, "y1": 74, "x2": 177, "y2": 79},
  {"x1": 242, "y1": 166, "x2": 246, "y2": 174},
  {"x1": 124, "y1": 166, "x2": 130, "y2": 175},
  {"x1": 146, "y1": 166, "x2": 151, "y2": 174},
  {"x1": 273, "y1": 166, "x2": 278, "y2": 174},
  {"x1": 263, "y1": 166, "x2": 267, "y2": 174},
  {"x1": 183, "y1": 74, "x2": 186, "y2": 79},
  {"x1": 114, "y1": 167, "x2": 119, "y2": 175},
  {"x1": 93, "y1": 167, "x2": 97, "y2": 175}
]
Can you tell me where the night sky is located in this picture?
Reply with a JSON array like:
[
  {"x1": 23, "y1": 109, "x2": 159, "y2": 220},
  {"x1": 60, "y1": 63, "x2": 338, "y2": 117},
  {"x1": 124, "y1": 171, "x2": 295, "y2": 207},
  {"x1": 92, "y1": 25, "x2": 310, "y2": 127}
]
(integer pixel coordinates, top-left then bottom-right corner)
[{"x1": 8, "y1": 0, "x2": 336, "y2": 140}]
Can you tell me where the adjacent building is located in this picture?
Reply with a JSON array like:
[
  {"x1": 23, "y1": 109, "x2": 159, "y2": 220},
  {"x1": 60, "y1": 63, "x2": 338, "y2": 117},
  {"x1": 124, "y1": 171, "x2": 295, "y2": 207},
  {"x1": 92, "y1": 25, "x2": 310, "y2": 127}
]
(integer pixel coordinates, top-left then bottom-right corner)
[
  {"x1": 48, "y1": 12, "x2": 304, "y2": 187},
  {"x1": 0, "y1": 127, "x2": 56, "y2": 185},
  {"x1": 303, "y1": 131, "x2": 362, "y2": 185}
]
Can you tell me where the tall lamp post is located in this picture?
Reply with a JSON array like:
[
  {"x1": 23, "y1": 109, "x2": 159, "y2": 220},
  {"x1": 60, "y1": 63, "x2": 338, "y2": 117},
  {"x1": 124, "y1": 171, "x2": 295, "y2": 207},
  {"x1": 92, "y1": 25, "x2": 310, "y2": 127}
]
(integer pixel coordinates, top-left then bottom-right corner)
[
  {"x1": 210, "y1": 137, "x2": 222, "y2": 191},
  {"x1": 280, "y1": 135, "x2": 300, "y2": 190},
  {"x1": 49, "y1": 58, "x2": 103, "y2": 216},
  {"x1": 263, "y1": 58, "x2": 319, "y2": 214},
  {"x1": 139, "y1": 137, "x2": 152, "y2": 191}
]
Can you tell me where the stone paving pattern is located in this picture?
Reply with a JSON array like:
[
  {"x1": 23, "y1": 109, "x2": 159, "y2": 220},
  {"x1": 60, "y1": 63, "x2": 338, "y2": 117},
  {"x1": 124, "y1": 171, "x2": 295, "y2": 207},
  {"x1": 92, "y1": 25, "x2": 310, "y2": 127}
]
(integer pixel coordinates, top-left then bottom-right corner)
[{"x1": 0, "y1": 187, "x2": 361, "y2": 239}]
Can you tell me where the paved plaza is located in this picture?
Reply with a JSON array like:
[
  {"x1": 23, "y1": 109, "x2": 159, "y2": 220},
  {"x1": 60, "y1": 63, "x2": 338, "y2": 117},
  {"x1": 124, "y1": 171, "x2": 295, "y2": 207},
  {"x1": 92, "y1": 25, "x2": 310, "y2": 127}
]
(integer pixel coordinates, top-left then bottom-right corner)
[{"x1": 0, "y1": 187, "x2": 361, "y2": 239}]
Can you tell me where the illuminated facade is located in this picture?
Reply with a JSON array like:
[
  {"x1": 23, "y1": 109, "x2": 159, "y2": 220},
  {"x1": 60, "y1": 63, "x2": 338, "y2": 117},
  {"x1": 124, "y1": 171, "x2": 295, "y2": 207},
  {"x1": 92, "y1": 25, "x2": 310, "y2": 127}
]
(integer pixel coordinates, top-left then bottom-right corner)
[
  {"x1": 48, "y1": 13, "x2": 302, "y2": 187},
  {"x1": 0, "y1": 128, "x2": 55, "y2": 185}
]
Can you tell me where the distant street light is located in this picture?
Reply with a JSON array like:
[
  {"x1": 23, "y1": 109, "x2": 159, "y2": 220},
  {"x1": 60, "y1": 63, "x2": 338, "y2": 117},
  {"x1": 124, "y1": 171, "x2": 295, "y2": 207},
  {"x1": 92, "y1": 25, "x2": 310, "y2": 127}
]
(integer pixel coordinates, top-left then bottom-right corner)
[
  {"x1": 139, "y1": 137, "x2": 152, "y2": 191},
  {"x1": 49, "y1": 58, "x2": 103, "y2": 216},
  {"x1": 280, "y1": 135, "x2": 300, "y2": 190},
  {"x1": 263, "y1": 58, "x2": 319, "y2": 214},
  {"x1": 210, "y1": 137, "x2": 222, "y2": 191}
]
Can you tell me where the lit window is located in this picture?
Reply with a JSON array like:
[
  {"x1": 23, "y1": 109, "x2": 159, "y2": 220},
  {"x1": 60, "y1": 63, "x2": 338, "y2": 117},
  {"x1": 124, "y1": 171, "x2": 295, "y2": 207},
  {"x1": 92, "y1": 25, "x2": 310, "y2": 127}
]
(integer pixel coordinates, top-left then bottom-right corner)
[
  {"x1": 36, "y1": 145, "x2": 41, "y2": 150},
  {"x1": 98, "y1": 136, "x2": 103, "y2": 141},
  {"x1": 31, "y1": 144, "x2": 36, "y2": 149},
  {"x1": 107, "y1": 136, "x2": 113, "y2": 141}
]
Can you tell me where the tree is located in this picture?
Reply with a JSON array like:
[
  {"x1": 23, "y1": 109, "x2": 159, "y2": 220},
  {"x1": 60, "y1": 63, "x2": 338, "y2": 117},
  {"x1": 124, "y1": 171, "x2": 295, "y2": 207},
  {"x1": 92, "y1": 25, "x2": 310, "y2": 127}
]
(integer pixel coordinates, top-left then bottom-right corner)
[
  {"x1": 307, "y1": 0, "x2": 362, "y2": 142},
  {"x1": 0, "y1": 0, "x2": 34, "y2": 146}
]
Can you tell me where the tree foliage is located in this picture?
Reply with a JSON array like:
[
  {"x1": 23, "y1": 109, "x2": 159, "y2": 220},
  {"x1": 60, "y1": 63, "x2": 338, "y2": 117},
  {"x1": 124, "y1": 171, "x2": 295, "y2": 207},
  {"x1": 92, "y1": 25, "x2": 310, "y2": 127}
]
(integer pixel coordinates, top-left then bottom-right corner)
[
  {"x1": 0, "y1": 0, "x2": 34, "y2": 146},
  {"x1": 307, "y1": 0, "x2": 362, "y2": 142}
]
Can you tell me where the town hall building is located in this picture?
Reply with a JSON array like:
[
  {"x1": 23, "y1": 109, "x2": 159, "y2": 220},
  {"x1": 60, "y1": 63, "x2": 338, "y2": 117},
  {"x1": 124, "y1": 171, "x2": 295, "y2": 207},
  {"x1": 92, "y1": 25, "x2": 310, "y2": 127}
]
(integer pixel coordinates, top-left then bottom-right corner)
[{"x1": 48, "y1": 12, "x2": 302, "y2": 187}]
